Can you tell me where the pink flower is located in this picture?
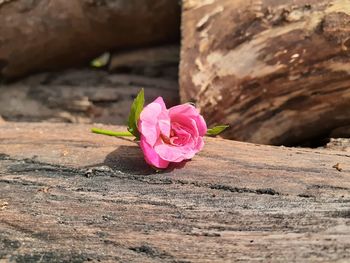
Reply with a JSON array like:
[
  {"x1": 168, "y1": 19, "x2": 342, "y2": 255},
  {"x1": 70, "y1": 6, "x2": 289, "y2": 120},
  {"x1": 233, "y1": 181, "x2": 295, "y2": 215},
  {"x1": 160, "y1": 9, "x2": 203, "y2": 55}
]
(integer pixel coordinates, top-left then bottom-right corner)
[{"x1": 138, "y1": 97, "x2": 207, "y2": 169}]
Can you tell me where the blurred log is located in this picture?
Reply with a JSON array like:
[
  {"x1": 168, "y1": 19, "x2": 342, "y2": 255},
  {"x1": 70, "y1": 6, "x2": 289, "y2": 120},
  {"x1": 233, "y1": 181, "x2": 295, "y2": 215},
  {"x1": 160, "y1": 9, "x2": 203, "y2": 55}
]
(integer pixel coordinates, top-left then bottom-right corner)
[
  {"x1": 0, "y1": 0, "x2": 180, "y2": 79},
  {"x1": 0, "y1": 69, "x2": 179, "y2": 124},
  {"x1": 180, "y1": 0, "x2": 350, "y2": 146},
  {"x1": 109, "y1": 45, "x2": 179, "y2": 80},
  {"x1": 330, "y1": 125, "x2": 350, "y2": 138},
  {"x1": 0, "y1": 122, "x2": 350, "y2": 261}
]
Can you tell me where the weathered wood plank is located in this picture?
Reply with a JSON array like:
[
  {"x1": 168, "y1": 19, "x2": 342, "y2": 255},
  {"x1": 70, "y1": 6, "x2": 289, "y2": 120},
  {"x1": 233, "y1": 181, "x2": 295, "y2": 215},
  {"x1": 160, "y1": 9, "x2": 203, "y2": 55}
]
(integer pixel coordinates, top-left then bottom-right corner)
[{"x1": 0, "y1": 122, "x2": 349, "y2": 262}]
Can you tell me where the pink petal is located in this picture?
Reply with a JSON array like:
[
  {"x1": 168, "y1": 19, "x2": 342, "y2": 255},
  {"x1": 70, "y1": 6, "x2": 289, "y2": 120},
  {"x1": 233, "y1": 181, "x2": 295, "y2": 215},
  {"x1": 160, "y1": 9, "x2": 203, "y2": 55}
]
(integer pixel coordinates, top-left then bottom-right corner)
[
  {"x1": 139, "y1": 97, "x2": 170, "y2": 145},
  {"x1": 154, "y1": 137, "x2": 198, "y2": 163},
  {"x1": 194, "y1": 137, "x2": 205, "y2": 152},
  {"x1": 171, "y1": 123, "x2": 191, "y2": 146},
  {"x1": 154, "y1": 143, "x2": 188, "y2": 162},
  {"x1": 140, "y1": 136, "x2": 169, "y2": 169},
  {"x1": 158, "y1": 113, "x2": 170, "y2": 137},
  {"x1": 195, "y1": 114, "x2": 207, "y2": 136},
  {"x1": 169, "y1": 104, "x2": 207, "y2": 136},
  {"x1": 172, "y1": 118, "x2": 199, "y2": 139},
  {"x1": 153, "y1": 97, "x2": 167, "y2": 111}
]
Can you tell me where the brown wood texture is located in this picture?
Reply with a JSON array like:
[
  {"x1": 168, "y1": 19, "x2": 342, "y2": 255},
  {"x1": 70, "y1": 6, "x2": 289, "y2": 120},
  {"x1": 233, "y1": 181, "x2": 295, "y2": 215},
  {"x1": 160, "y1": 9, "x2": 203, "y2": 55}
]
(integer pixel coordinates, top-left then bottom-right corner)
[
  {"x1": 0, "y1": 69, "x2": 179, "y2": 124},
  {"x1": 0, "y1": 122, "x2": 350, "y2": 262},
  {"x1": 109, "y1": 45, "x2": 179, "y2": 79},
  {"x1": 0, "y1": 0, "x2": 180, "y2": 79},
  {"x1": 180, "y1": 0, "x2": 350, "y2": 146}
]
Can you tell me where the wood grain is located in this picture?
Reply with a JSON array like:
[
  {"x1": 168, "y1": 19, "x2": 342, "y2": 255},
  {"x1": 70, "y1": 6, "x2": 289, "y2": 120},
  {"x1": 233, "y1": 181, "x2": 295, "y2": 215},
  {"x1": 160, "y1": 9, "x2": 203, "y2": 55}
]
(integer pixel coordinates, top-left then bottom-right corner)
[
  {"x1": 0, "y1": 122, "x2": 349, "y2": 262},
  {"x1": 180, "y1": 0, "x2": 350, "y2": 146}
]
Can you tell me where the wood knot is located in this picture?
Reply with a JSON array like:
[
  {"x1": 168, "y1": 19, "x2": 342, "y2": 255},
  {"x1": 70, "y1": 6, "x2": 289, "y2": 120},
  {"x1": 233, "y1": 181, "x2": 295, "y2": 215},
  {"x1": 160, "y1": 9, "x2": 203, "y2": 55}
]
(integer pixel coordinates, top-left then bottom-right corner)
[{"x1": 322, "y1": 12, "x2": 350, "y2": 45}]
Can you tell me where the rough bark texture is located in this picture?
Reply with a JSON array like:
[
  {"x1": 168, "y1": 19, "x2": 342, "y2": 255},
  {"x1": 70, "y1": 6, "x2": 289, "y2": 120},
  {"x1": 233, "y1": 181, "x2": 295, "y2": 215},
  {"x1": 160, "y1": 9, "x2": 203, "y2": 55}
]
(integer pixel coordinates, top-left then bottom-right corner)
[
  {"x1": 1, "y1": 122, "x2": 350, "y2": 262},
  {"x1": 0, "y1": 0, "x2": 180, "y2": 79},
  {"x1": 0, "y1": 69, "x2": 179, "y2": 124},
  {"x1": 180, "y1": 0, "x2": 350, "y2": 146}
]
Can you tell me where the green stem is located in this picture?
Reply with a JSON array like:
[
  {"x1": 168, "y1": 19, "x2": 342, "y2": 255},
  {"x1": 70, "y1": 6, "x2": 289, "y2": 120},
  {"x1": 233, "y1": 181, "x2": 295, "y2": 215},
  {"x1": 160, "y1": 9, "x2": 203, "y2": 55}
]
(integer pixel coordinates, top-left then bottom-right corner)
[{"x1": 91, "y1": 128, "x2": 134, "y2": 137}]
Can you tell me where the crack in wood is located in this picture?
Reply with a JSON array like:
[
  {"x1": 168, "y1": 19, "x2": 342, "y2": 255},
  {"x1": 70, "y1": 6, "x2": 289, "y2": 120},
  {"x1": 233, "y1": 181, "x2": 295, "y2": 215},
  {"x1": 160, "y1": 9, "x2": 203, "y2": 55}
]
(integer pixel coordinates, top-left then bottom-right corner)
[
  {"x1": 0, "y1": 123, "x2": 349, "y2": 261},
  {"x1": 129, "y1": 244, "x2": 175, "y2": 260},
  {"x1": 10, "y1": 252, "x2": 91, "y2": 263},
  {"x1": 1, "y1": 157, "x2": 283, "y2": 196},
  {"x1": 0, "y1": 178, "x2": 46, "y2": 187}
]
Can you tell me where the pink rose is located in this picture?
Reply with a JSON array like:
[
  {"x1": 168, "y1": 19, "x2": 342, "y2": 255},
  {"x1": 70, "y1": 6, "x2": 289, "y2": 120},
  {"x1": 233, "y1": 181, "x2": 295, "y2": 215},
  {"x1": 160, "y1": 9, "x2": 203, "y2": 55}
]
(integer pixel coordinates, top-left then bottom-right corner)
[{"x1": 138, "y1": 97, "x2": 207, "y2": 169}]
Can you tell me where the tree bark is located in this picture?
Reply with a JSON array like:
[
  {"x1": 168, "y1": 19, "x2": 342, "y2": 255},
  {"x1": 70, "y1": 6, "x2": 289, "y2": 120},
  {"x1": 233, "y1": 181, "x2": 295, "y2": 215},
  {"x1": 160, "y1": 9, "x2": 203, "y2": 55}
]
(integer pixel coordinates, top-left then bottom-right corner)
[
  {"x1": 180, "y1": 0, "x2": 350, "y2": 146},
  {"x1": 0, "y1": 0, "x2": 180, "y2": 79},
  {"x1": 0, "y1": 122, "x2": 350, "y2": 262}
]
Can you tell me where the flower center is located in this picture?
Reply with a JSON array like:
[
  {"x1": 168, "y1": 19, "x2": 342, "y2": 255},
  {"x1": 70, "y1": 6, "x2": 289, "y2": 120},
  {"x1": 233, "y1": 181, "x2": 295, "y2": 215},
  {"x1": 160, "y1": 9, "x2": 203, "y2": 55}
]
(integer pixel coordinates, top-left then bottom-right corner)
[{"x1": 160, "y1": 123, "x2": 191, "y2": 146}]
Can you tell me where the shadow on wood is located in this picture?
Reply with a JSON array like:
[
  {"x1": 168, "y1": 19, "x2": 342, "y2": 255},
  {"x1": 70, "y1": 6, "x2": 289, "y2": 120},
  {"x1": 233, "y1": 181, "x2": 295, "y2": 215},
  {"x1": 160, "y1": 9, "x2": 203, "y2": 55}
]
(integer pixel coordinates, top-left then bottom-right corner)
[{"x1": 0, "y1": 122, "x2": 349, "y2": 262}]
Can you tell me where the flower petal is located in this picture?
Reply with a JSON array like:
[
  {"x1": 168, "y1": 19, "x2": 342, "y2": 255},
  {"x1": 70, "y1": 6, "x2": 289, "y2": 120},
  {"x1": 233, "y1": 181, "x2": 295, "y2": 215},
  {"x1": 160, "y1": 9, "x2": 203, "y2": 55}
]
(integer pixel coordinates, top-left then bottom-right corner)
[
  {"x1": 158, "y1": 114, "x2": 170, "y2": 138},
  {"x1": 154, "y1": 137, "x2": 198, "y2": 162},
  {"x1": 153, "y1": 97, "x2": 167, "y2": 111},
  {"x1": 140, "y1": 136, "x2": 169, "y2": 169},
  {"x1": 154, "y1": 143, "x2": 188, "y2": 162},
  {"x1": 139, "y1": 97, "x2": 170, "y2": 145},
  {"x1": 169, "y1": 104, "x2": 207, "y2": 136}
]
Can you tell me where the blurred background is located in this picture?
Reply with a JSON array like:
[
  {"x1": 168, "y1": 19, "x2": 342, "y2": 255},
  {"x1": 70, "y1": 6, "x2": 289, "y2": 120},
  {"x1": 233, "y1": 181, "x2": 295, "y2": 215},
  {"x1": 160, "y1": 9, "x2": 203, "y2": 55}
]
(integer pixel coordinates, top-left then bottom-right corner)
[{"x1": 1, "y1": 0, "x2": 350, "y2": 149}]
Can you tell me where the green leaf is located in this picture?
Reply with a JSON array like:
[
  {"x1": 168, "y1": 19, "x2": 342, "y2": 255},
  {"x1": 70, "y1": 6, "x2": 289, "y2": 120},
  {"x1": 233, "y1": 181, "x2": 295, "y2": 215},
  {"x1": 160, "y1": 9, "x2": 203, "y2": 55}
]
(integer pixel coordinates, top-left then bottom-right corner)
[
  {"x1": 90, "y1": 52, "x2": 110, "y2": 68},
  {"x1": 127, "y1": 89, "x2": 145, "y2": 139},
  {"x1": 206, "y1": 125, "x2": 229, "y2": 136}
]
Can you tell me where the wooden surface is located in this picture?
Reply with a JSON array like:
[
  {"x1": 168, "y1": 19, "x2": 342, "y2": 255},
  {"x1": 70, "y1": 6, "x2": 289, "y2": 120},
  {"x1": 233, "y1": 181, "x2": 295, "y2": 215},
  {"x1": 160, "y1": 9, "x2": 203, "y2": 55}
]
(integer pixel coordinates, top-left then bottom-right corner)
[
  {"x1": 0, "y1": 122, "x2": 350, "y2": 262},
  {"x1": 0, "y1": 69, "x2": 179, "y2": 124},
  {"x1": 180, "y1": 0, "x2": 350, "y2": 146}
]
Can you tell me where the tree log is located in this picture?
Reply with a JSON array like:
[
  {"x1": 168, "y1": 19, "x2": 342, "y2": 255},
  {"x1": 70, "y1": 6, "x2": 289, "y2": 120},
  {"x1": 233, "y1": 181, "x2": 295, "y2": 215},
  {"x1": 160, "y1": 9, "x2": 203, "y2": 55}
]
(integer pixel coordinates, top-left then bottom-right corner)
[
  {"x1": 0, "y1": 0, "x2": 180, "y2": 79},
  {"x1": 180, "y1": 0, "x2": 350, "y2": 146},
  {"x1": 0, "y1": 122, "x2": 350, "y2": 262},
  {"x1": 0, "y1": 69, "x2": 179, "y2": 124},
  {"x1": 109, "y1": 45, "x2": 179, "y2": 80}
]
